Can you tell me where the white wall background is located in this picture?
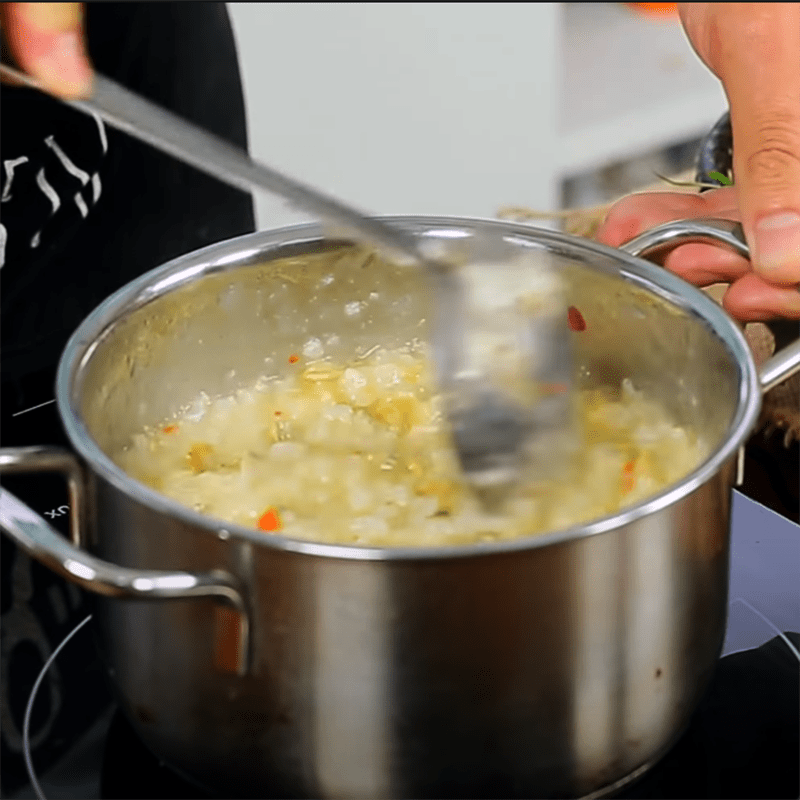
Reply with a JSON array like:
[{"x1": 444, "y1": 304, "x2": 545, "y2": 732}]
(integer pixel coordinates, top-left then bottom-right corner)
[
  {"x1": 228, "y1": 3, "x2": 727, "y2": 232},
  {"x1": 228, "y1": 3, "x2": 560, "y2": 231}
]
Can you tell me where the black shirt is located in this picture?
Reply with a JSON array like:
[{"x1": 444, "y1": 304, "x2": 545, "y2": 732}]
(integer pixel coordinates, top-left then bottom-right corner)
[
  {"x1": 0, "y1": 4, "x2": 254, "y2": 794},
  {"x1": 2, "y1": 1, "x2": 255, "y2": 392}
]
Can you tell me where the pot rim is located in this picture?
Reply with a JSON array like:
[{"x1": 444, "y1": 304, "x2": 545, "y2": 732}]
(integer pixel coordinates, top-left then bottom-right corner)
[{"x1": 57, "y1": 215, "x2": 760, "y2": 561}]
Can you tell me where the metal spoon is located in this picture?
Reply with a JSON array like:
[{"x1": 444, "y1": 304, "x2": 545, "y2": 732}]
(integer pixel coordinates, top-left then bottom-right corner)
[{"x1": 0, "y1": 64, "x2": 575, "y2": 504}]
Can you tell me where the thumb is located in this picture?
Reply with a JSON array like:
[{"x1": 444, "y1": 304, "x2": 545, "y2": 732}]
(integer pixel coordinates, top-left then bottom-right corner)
[
  {"x1": 1, "y1": 2, "x2": 92, "y2": 98},
  {"x1": 717, "y1": 4, "x2": 800, "y2": 286}
]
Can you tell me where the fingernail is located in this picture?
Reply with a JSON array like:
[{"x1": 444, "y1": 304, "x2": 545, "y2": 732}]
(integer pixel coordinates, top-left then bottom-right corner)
[
  {"x1": 34, "y1": 31, "x2": 92, "y2": 95},
  {"x1": 754, "y1": 211, "x2": 800, "y2": 273}
]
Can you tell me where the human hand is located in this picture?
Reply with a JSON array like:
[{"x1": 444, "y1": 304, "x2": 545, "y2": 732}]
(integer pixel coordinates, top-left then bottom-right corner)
[
  {"x1": 677, "y1": 3, "x2": 800, "y2": 295},
  {"x1": 596, "y1": 187, "x2": 800, "y2": 321},
  {"x1": 0, "y1": 2, "x2": 92, "y2": 98}
]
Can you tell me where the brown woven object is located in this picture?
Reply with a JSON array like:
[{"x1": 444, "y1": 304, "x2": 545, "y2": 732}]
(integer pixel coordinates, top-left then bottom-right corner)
[{"x1": 497, "y1": 177, "x2": 799, "y2": 446}]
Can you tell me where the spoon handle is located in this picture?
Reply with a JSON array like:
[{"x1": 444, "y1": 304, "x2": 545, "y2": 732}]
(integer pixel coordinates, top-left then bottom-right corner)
[{"x1": 0, "y1": 63, "x2": 423, "y2": 265}]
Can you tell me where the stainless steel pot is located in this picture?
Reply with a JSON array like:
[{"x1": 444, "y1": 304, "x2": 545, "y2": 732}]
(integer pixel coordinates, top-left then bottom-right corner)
[{"x1": 2, "y1": 217, "x2": 799, "y2": 800}]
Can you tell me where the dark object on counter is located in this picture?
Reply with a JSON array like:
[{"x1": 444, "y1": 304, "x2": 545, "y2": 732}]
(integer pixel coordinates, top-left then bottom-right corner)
[
  {"x1": 742, "y1": 433, "x2": 799, "y2": 524},
  {"x1": 695, "y1": 111, "x2": 733, "y2": 190}
]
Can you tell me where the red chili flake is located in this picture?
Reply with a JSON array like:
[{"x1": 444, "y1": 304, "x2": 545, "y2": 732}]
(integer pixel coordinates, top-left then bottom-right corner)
[
  {"x1": 258, "y1": 507, "x2": 282, "y2": 532},
  {"x1": 567, "y1": 306, "x2": 586, "y2": 332},
  {"x1": 162, "y1": 425, "x2": 178, "y2": 434},
  {"x1": 288, "y1": 354, "x2": 299, "y2": 364},
  {"x1": 274, "y1": 411, "x2": 282, "y2": 416}
]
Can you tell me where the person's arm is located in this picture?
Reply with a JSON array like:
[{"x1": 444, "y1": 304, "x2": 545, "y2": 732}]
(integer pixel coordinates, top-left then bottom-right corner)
[{"x1": 1, "y1": 2, "x2": 92, "y2": 97}]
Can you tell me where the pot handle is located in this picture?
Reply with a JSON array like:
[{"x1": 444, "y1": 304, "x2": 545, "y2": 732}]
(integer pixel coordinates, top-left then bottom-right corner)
[
  {"x1": 620, "y1": 217, "x2": 800, "y2": 392},
  {"x1": 0, "y1": 446, "x2": 250, "y2": 676}
]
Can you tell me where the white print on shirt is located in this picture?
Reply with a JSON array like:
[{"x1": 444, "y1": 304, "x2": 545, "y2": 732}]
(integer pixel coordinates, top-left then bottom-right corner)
[
  {"x1": 44, "y1": 135, "x2": 90, "y2": 185},
  {"x1": 32, "y1": 168, "x2": 61, "y2": 248},
  {"x1": 1, "y1": 156, "x2": 29, "y2": 202},
  {"x1": 92, "y1": 111, "x2": 108, "y2": 154},
  {"x1": 90, "y1": 173, "x2": 102, "y2": 203},
  {"x1": 35, "y1": 168, "x2": 61, "y2": 214},
  {"x1": 0, "y1": 117, "x2": 108, "y2": 268},
  {"x1": 73, "y1": 191, "x2": 89, "y2": 218},
  {"x1": 44, "y1": 133, "x2": 103, "y2": 207}
]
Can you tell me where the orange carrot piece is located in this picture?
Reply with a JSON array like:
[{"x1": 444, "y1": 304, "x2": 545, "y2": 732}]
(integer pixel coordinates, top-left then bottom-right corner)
[
  {"x1": 258, "y1": 507, "x2": 282, "y2": 532},
  {"x1": 621, "y1": 460, "x2": 636, "y2": 493},
  {"x1": 288, "y1": 354, "x2": 299, "y2": 364}
]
